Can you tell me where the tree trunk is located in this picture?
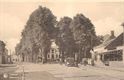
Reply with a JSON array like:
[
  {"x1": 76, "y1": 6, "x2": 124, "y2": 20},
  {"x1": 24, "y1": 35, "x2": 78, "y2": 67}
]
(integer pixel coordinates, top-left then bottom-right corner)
[
  {"x1": 41, "y1": 47, "x2": 48, "y2": 64},
  {"x1": 61, "y1": 50, "x2": 65, "y2": 63},
  {"x1": 44, "y1": 52, "x2": 48, "y2": 63}
]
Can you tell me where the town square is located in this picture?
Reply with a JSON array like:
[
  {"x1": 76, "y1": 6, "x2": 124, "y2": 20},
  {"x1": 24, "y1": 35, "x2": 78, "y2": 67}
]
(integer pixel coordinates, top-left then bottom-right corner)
[{"x1": 0, "y1": 0, "x2": 124, "y2": 80}]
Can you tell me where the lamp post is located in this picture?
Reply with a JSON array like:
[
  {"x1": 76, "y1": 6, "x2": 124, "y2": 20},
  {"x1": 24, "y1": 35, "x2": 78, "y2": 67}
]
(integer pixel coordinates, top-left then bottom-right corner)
[{"x1": 121, "y1": 22, "x2": 124, "y2": 46}]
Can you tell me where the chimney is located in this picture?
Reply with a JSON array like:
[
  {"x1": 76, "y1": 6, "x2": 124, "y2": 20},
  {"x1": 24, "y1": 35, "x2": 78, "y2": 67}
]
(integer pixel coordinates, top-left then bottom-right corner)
[
  {"x1": 110, "y1": 30, "x2": 115, "y2": 39},
  {"x1": 111, "y1": 30, "x2": 114, "y2": 36}
]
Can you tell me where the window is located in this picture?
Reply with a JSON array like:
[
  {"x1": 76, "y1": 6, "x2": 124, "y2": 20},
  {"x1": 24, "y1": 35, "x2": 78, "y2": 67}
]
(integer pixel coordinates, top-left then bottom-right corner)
[
  {"x1": 52, "y1": 49, "x2": 54, "y2": 53},
  {"x1": 104, "y1": 50, "x2": 123, "y2": 61}
]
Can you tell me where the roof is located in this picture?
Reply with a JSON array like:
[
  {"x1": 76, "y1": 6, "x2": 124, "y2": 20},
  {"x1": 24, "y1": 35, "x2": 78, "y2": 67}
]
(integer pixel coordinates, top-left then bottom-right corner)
[
  {"x1": 95, "y1": 34, "x2": 115, "y2": 49},
  {"x1": 94, "y1": 33, "x2": 116, "y2": 53},
  {"x1": 0, "y1": 40, "x2": 5, "y2": 46},
  {"x1": 95, "y1": 39, "x2": 114, "y2": 49},
  {"x1": 105, "y1": 32, "x2": 124, "y2": 49},
  {"x1": 51, "y1": 40, "x2": 59, "y2": 48}
]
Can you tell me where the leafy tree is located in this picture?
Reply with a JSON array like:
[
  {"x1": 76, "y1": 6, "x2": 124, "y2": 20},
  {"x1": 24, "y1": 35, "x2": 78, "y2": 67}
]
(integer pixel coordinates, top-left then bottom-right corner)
[
  {"x1": 15, "y1": 6, "x2": 56, "y2": 63},
  {"x1": 55, "y1": 17, "x2": 75, "y2": 62},
  {"x1": 94, "y1": 35, "x2": 104, "y2": 46},
  {"x1": 0, "y1": 40, "x2": 8, "y2": 63},
  {"x1": 15, "y1": 6, "x2": 101, "y2": 64},
  {"x1": 0, "y1": 40, "x2": 6, "y2": 55},
  {"x1": 70, "y1": 14, "x2": 97, "y2": 62}
]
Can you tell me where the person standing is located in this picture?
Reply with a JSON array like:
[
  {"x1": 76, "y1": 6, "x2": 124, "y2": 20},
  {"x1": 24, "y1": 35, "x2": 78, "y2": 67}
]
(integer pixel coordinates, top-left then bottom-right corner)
[{"x1": 90, "y1": 49, "x2": 95, "y2": 66}]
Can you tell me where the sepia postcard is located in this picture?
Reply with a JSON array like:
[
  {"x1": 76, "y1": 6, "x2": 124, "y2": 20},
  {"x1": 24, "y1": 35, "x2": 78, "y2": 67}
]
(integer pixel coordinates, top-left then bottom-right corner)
[{"x1": 0, "y1": 0, "x2": 124, "y2": 80}]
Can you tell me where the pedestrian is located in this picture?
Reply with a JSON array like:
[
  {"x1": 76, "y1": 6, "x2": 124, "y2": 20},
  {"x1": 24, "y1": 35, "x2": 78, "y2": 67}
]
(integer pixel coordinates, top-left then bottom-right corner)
[
  {"x1": 91, "y1": 59, "x2": 95, "y2": 66},
  {"x1": 83, "y1": 58, "x2": 88, "y2": 66},
  {"x1": 90, "y1": 48, "x2": 95, "y2": 66}
]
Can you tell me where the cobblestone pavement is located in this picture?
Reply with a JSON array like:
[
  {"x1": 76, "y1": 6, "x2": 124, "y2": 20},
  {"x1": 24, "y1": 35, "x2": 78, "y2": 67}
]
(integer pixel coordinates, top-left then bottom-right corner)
[{"x1": 15, "y1": 62, "x2": 124, "y2": 80}]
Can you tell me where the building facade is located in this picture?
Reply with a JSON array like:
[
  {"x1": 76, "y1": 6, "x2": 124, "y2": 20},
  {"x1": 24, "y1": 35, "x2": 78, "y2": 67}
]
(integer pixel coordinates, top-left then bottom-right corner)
[
  {"x1": 47, "y1": 39, "x2": 60, "y2": 62},
  {"x1": 94, "y1": 32, "x2": 124, "y2": 65}
]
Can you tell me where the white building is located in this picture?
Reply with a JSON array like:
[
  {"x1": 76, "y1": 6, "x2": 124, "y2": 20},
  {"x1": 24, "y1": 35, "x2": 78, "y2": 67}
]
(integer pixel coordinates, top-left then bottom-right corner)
[{"x1": 47, "y1": 39, "x2": 60, "y2": 62}]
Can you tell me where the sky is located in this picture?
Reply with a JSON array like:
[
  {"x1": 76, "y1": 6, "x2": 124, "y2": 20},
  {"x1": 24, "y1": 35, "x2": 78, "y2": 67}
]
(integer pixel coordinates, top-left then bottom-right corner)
[{"x1": 0, "y1": 0, "x2": 124, "y2": 53}]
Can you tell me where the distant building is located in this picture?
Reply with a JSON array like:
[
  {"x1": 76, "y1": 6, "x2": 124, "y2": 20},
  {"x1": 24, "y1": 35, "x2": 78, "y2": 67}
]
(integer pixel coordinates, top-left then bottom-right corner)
[
  {"x1": 47, "y1": 39, "x2": 60, "y2": 62},
  {"x1": 0, "y1": 40, "x2": 8, "y2": 64}
]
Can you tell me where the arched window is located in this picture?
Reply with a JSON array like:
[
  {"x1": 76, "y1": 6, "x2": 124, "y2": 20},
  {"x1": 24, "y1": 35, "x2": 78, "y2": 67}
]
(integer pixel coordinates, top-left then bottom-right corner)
[{"x1": 52, "y1": 49, "x2": 54, "y2": 53}]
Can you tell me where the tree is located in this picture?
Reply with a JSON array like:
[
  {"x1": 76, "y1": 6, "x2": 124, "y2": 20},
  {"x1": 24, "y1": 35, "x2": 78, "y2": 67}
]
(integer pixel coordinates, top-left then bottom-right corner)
[
  {"x1": 69, "y1": 14, "x2": 97, "y2": 62},
  {"x1": 15, "y1": 6, "x2": 56, "y2": 63},
  {"x1": 94, "y1": 35, "x2": 104, "y2": 46},
  {"x1": 55, "y1": 17, "x2": 75, "y2": 62},
  {"x1": 0, "y1": 40, "x2": 6, "y2": 55},
  {"x1": 0, "y1": 40, "x2": 8, "y2": 64}
]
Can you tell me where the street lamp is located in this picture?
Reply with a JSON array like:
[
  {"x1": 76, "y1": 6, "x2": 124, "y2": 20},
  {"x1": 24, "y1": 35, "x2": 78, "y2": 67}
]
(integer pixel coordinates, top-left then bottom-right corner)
[{"x1": 121, "y1": 22, "x2": 124, "y2": 46}]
